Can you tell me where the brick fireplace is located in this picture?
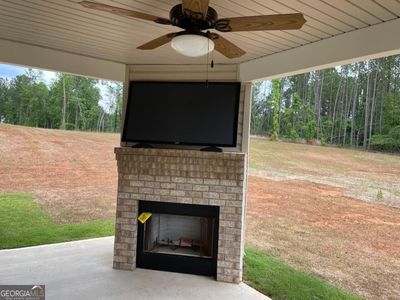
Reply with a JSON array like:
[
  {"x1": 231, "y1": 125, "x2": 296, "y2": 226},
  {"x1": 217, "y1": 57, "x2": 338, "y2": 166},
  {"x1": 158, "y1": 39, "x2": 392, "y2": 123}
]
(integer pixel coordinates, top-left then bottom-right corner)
[{"x1": 113, "y1": 147, "x2": 247, "y2": 283}]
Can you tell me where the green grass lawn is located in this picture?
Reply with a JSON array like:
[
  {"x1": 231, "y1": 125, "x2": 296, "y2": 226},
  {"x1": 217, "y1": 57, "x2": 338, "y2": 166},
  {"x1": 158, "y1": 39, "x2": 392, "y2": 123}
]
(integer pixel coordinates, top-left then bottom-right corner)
[
  {"x1": 244, "y1": 248, "x2": 362, "y2": 300},
  {"x1": 0, "y1": 193, "x2": 115, "y2": 249}
]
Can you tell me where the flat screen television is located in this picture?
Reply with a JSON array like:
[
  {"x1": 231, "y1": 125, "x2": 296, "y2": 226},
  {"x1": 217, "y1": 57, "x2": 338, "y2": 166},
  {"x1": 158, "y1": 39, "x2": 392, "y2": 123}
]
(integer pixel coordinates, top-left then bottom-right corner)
[{"x1": 122, "y1": 81, "x2": 240, "y2": 147}]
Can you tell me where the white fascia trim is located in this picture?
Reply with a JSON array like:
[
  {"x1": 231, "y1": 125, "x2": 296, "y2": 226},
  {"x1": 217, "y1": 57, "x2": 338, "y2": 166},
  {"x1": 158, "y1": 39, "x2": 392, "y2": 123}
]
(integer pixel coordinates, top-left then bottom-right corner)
[
  {"x1": 0, "y1": 39, "x2": 126, "y2": 82},
  {"x1": 239, "y1": 18, "x2": 400, "y2": 82}
]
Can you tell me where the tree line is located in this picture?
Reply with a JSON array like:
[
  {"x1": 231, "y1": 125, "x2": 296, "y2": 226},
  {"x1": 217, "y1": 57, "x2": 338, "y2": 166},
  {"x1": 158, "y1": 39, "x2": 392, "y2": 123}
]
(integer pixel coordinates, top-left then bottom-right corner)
[
  {"x1": 0, "y1": 69, "x2": 122, "y2": 133},
  {"x1": 251, "y1": 55, "x2": 400, "y2": 152}
]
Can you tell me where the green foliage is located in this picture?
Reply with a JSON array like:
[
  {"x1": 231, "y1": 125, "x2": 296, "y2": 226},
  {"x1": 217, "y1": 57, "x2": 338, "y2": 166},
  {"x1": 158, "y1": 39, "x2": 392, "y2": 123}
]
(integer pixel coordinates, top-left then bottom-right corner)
[
  {"x1": 389, "y1": 125, "x2": 400, "y2": 140},
  {"x1": 280, "y1": 94, "x2": 302, "y2": 139},
  {"x1": 320, "y1": 135, "x2": 327, "y2": 146},
  {"x1": 244, "y1": 248, "x2": 361, "y2": 300},
  {"x1": 250, "y1": 55, "x2": 400, "y2": 152},
  {"x1": 305, "y1": 119, "x2": 317, "y2": 141},
  {"x1": 272, "y1": 79, "x2": 280, "y2": 140},
  {"x1": 377, "y1": 190, "x2": 384, "y2": 202},
  {"x1": 0, "y1": 193, "x2": 115, "y2": 249},
  {"x1": 370, "y1": 132, "x2": 400, "y2": 152},
  {"x1": 381, "y1": 94, "x2": 400, "y2": 134},
  {"x1": 0, "y1": 69, "x2": 122, "y2": 133},
  {"x1": 370, "y1": 127, "x2": 400, "y2": 152},
  {"x1": 287, "y1": 128, "x2": 300, "y2": 139}
]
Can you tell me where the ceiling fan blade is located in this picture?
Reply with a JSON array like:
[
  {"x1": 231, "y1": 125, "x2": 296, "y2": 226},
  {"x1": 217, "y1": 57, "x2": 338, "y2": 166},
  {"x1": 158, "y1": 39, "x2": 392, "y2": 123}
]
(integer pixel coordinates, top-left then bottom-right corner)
[
  {"x1": 181, "y1": 0, "x2": 209, "y2": 19},
  {"x1": 79, "y1": 1, "x2": 171, "y2": 25},
  {"x1": 212, "y1": 34, "x2": 246, "y2": 59},
  {"x1": 137, "y1": 33, "x2": 176, "y2": 50},
  {"x1": 215, "y1": 13, "x2": 306, "y2": 32}
]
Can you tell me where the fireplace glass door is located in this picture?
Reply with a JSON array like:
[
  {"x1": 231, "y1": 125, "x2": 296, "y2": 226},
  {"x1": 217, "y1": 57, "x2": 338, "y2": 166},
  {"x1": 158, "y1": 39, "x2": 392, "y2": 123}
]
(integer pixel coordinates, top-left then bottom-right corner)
[
  {"x1": 143, "y1": 214, "x2": 214, "y2": 258},
  {"x1": 137, "y1": 201, "x2": 219, "y2": 277}
]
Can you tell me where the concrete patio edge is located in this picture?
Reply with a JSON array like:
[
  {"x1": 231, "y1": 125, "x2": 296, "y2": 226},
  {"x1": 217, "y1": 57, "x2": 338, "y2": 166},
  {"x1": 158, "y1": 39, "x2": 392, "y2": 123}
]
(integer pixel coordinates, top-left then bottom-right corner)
[{"x1": 0, "y1": 237, "x2": 270, "y2": 300}]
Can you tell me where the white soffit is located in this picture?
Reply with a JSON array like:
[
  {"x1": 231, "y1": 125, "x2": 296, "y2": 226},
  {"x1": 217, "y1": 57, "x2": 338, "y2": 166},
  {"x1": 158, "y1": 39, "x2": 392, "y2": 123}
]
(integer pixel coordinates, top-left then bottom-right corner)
[{"x1": 0, "y1": 0, "x2": 399, "y2": 79}]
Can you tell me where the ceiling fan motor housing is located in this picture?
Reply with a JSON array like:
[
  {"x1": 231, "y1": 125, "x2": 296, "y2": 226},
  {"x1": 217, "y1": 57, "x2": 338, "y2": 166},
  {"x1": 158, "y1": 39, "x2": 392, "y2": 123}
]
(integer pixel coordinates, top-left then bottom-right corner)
[{"x1": 170, "y1": 4, "x2": 218, "y2": 31}]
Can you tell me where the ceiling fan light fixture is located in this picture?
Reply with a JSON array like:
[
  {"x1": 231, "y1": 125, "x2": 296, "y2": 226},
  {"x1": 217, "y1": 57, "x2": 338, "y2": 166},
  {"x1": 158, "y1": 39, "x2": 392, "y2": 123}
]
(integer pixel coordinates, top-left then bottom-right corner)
[{"x1": 171, "y1": 34, "x2": 214, "y2": 57}]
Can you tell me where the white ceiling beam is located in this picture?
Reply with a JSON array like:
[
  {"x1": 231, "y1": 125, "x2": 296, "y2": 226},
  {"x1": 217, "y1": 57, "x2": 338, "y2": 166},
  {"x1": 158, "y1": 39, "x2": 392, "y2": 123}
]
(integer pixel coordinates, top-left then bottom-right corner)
[
  {"x1": 239, "y1": 18, "x2": 400, "y2": 82},
  {"x1": 0, "y1": 39, "x2": 126, "y2": 82}
]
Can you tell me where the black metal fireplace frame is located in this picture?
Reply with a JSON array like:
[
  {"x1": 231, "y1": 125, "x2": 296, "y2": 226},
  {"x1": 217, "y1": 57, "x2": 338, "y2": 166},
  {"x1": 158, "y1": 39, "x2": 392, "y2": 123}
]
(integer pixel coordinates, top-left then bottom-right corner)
[{"x1": 137, "y1": 200, "x2": 219, "y2": 277}]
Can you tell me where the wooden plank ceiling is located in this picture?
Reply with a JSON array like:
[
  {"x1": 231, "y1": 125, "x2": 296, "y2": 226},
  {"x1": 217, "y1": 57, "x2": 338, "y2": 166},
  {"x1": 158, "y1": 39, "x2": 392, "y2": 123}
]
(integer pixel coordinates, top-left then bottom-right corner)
[{"x1": 0, "y1": 0, "x2": 399, "y2": 65}]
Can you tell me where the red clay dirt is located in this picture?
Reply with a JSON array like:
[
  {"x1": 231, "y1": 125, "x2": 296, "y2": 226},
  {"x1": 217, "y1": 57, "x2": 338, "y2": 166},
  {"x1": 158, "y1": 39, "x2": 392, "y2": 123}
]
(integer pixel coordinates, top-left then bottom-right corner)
[
  {"x1": 1, "y1": 125, "x2": 399, "y2": 299},
  {"x1": 0, "y1": 124, "x2": 119, "y2": 223},
  {"x1": 246, "y1": 176, "x2": 400, "y2": 299}
]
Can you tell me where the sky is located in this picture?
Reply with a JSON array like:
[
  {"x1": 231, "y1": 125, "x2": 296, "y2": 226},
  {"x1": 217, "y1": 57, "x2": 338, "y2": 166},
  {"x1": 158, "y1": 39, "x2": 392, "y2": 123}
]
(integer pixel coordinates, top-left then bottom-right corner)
[
  {"x1": 0, "y1": 63, "x2": 57, "y2": 85},
  {"x1": 0, "y1": 63, "x2": 113, "y2": 110}
]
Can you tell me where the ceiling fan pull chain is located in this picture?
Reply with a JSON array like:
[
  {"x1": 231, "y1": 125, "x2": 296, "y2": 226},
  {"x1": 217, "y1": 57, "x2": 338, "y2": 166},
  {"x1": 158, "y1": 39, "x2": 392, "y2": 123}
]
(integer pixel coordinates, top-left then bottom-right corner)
[
  {"x1": 205, "y1": 38, "x2": 209, "y2": 87},
  {"x1": 211, "y1": 47, "x2": 214, "y2": 68}
]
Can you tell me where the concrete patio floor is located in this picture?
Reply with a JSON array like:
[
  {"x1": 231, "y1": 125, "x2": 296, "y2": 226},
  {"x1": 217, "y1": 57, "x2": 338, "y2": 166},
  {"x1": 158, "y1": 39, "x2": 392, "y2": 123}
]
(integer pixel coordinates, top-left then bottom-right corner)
[{"x1": 0, "y1": 237, "x2": 269, "y2": 300}]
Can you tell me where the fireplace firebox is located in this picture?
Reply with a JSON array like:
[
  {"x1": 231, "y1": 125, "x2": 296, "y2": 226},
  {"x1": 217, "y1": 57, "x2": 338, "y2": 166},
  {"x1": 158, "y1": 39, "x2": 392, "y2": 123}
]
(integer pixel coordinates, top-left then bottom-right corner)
[{"x1": 137, "y1": 201, "x2": 219, "y2": 277}]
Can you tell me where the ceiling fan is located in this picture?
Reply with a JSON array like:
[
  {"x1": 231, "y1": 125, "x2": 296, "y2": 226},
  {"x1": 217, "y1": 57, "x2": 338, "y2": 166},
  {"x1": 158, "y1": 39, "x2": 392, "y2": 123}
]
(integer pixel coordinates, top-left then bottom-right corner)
[{"x1": 79, "y1": 0, "x2": 306, "y2": 59}]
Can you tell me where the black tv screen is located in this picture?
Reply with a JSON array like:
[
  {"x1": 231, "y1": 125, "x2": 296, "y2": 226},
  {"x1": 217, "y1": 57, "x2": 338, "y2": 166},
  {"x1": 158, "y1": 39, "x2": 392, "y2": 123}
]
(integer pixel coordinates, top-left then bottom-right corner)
[{"x1": 122, "y1": 81, "x2": 240, "y2": 147}]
